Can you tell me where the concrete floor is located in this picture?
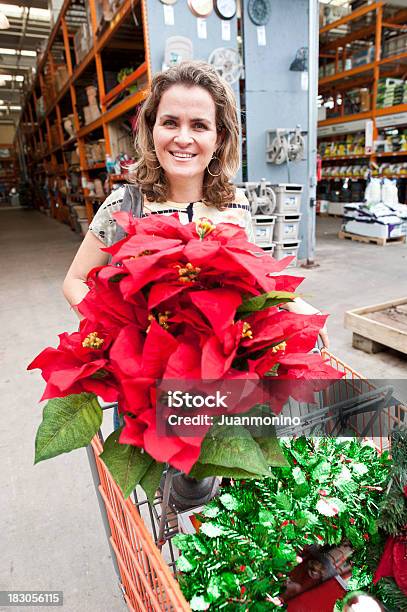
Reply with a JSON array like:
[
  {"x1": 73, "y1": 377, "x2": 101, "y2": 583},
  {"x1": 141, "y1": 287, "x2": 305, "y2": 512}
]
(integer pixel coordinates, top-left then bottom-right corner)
[{"x1": 1, "y1": 208, "x2": 406, "y2": 612}]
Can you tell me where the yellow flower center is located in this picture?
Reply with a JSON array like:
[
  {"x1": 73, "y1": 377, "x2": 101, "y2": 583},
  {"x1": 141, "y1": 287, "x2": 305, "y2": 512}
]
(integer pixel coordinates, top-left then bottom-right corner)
[
  {"x1": 129, "y1": 249, "x2": 153, "y2": 260},
  {"x1": 82, "y1": 332, "x2": 104, "y2": 349},
  {"x1": 196, "y1": 217, "x2": 215, "y2": 239},
  {"x1": 241, "y1": 322, "x2": 253, "y2": 339},
  {"x1": 272, "y1": 341, "x2": 287, "y2": 353},
  {"x1": 176, "y1": 262, "x2": 201, "y2": 283},
  {"x1": 146, "y1": 311, "x2": 171, "y2": 333}
]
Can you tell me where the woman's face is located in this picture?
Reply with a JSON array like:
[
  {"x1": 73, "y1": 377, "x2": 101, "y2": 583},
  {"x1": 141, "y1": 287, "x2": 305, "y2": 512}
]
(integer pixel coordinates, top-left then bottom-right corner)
[{"x1": 153, "y1": 84, "x2": 220, "y2": 188}]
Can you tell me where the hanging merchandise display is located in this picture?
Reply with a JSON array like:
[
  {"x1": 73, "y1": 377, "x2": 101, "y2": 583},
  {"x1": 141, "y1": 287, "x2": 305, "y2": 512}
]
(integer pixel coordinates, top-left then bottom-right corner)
[
  {"x1": 247, "y1": 0, "x2": 272, "y2": 26},
  {"x1": 214, "y1": 0, "x2": 237, "y2": 20},
  {"x1": 187, "y1": 0, "x2": 213, "y2": 18},
  {"x1": 163, "y1": 36, "x2": 194, "y2": 70},
  {"x1": 267, "y1": 127, "x2": 306, "y2": 165},
  {"x1": 208, "y1": 47, "x2": 243, "y2": 84}
]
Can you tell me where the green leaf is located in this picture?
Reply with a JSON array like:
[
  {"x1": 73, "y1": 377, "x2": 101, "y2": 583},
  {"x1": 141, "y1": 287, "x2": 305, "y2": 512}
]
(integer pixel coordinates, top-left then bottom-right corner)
[
  {"x1": 275, "y1": 492, "x2": 292, "y2": 511},
  {"x1": 190, "y1": 595, "x2": 210, "y2": 610},
  {"x1": 197, "y1": 423, "x2": 270, "y2": 477},
  {"x1": 295, "y1": 510, "x2": 319, "y2": 528},
  {"x1": 258, "y1": 509, "x2": 276, "y2": 526},
  {"x1": 237, "y1": 291, "x2": 296, "y2": 314},
  {"x1": 35, "y1": 393, "x2": 102, "y2": 464},
  {"x1": 219, "y1": 493, "x2": 240, "y2": 511},
  {"x1": 139, "y1": 460, "x2": 164, "y2": 503},
  {"x1": 292, "y1": 466, "x2": 306, "y2": 485},
  {"x1": 172, "y1": 534, "x2": 192, "y2": 552},
  {"x1": 201, "y1": 503, "x2": 220, "y2": 518},
  {"x1": 200, "y1": 522, "x2": 226, "y2": 538},
  {"x1": 189, "y1": 462, "x2": 264, "y2": 480},
  {"x1": 207, "y1": 576, "x2": 222, "y2": 601},
  {"x1": 254, "y1": 429, "x2": 289, "y2": 467},
  {"x1": 292, "y1": 482, "x2": 310, "y2": 499},
  {"x1": 176, "y1": 555, "x2": 196, "y2": 573},
  {"x1": 100, "y1": 429, "x2": 153, "y2": 498},
  {"x1": 193, "y1": 538, "x2": 209, "y2": 555},
  {"x1": 352, "y1": 463, "x2": 369, "y2": 476},
  {"x1": 312, "y1": 460, "x2": 331, "y2": 482}
]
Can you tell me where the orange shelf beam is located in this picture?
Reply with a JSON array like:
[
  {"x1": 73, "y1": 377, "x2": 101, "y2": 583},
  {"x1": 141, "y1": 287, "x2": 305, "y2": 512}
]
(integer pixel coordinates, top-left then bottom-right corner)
[
  {"x1": 77, "y1": 88, "x2": 149, "y2": 138},
  {"x1": 321, "y1": 155, "x2": 370, "y2": 161},
  {"x1": 102, "y1": 62, "x2": 147, "y2": 107},
  {"x1": 96, "y1": 0, "x2": 133, "y2": 52},
  {"x1": 375, "y1": 151, "x2": 407, "y2": 157},
  {"x1": 319, "y1": 62, "x2": 375, "y2": 87},
  {"x1": 378, "y1": 51, "x2": 407, "y2": 66},
  {"x1": 376, "y1": 104, "x2": 407, "y2": 116},
  {"x1": 318, "y1": 110, "x2": 373, "y2": 127},
  {"x1": 320, "y1": 2, "x2": 383, "y2": 35}
]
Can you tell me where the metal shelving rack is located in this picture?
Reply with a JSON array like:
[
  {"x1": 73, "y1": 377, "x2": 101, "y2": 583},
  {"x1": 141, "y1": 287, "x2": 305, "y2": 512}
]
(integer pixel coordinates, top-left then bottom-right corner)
[
  {"x1": 0, "y1": 144, "x2": 19, "y2": 198},
  {"x1": 318, "y1": 2, "x2": 407, "y2": 188},
  {"x1": 16, "y1": 0, "x2": 151, "y2": 225}
]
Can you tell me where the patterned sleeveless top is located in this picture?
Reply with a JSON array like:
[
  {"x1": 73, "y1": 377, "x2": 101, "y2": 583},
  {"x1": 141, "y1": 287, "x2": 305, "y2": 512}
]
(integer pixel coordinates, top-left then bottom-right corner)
[{"x1": 89, "y1": 185, "x2": 255, "y2": 246}]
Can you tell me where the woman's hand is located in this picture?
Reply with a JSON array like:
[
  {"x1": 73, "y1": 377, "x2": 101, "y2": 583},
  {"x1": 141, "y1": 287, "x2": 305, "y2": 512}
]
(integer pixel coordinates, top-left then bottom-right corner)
[{"x1": 280, "y1": 297, "x2": 330, "y2": 349}]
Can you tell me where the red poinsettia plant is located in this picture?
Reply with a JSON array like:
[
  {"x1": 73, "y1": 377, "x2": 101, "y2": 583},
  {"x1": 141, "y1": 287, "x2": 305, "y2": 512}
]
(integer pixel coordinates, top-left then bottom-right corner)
[{"x1": 29, "y1": 213, "x2": 340, "y2": 500}]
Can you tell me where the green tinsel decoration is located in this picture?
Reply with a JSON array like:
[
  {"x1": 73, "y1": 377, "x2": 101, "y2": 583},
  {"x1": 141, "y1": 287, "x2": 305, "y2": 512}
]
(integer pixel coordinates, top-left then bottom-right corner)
[
  {"x1": 173, "y1": 437, "x2": 393, "y2": 610},
  {"x1": 378, "y1": 429, "x2": 407, "y2": 536},
  {"x1": 341, "y1": 429, "x2": 407, "y2": 612}
]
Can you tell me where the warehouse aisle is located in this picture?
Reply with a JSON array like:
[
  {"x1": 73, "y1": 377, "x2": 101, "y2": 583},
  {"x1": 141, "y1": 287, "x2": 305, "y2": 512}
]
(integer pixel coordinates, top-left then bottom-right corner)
[
  {"x1": 1, "y1": 208, "x2": 125, "y2": 611},
  {"x1": 1, "y1": 209, "x2": 406, "y2": 612}
]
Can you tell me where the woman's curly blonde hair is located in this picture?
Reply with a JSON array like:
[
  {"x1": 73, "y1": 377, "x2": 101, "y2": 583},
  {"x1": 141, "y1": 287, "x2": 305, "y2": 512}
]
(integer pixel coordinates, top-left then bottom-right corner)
[{"x1": 129, "y1": 61, "x2": 240, "y2": 208}]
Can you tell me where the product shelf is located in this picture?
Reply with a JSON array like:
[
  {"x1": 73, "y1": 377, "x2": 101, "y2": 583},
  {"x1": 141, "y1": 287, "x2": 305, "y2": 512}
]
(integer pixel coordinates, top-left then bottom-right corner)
[
  {"x1": 16, "y1": 0, "x2": 150, "y2": 224},
  {"x1": 318, "y1": 1, "x2": 407, "y2": 197},
  {"x1": 375, "y1": 150, "x2": 407, "y2": 157},
  {"x1": 319, "y1": 62, "x2": 375, "y2": 87},
  {"x1": 322, "y1": 154, "x2": 370, "y2": 161}
]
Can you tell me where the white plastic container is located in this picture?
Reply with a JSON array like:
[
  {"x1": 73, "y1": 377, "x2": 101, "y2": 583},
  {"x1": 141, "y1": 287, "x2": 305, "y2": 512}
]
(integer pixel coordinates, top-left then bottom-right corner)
[
  {"x1": 261, "y1": 244, "x2": 275, "y2": 256},
  {"x1": 273, "y1": 241, "x2": 301, "y2": 267},
  {"x1": 252, "y1": 215, "x2": 276, "y2": 245},
  {"x1": 271, "y1": 184, "x2": 303, "y2": 214},
  {"x1": 273, "y1": 214, "x2": 302, "y2": 242}
]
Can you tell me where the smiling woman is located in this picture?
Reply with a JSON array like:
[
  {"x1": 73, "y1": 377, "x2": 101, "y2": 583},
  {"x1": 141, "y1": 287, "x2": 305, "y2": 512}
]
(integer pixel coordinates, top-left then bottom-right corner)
[
  {"x1": 131, "y1": 61, "x2": 240, "y2": 207},
  {"x1": 62, "y1": 60, "x2": 328, "y2": 346}
]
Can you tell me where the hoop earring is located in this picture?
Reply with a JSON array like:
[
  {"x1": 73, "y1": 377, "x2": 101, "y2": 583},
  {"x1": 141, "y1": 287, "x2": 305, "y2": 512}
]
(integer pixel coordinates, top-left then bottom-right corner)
[
  {"x1": 151, "y1": 164, "x2": 161, "y2": 170},
  {"x1": 207, "y1": 155, "x2": 221, "y2": 177}
]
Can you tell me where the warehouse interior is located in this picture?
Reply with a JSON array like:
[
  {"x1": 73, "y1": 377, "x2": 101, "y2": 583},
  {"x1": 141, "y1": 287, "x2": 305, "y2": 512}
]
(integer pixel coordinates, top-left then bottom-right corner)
[{"x1": 1, "y1": 1, "x2": 407, "y2": 611}]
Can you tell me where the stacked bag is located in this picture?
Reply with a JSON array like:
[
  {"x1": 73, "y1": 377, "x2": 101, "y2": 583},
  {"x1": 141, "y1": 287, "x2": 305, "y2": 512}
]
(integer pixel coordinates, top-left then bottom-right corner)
[{"x1": 342, "y1": 178, "x2": 407, "y2": 240}]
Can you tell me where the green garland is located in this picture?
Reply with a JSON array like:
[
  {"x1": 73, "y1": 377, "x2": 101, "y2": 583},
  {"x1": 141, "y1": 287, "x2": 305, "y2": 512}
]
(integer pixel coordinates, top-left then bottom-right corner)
[
  {"x1": 335, "y1": 429, "x2": 407, "y2": 612},
  {"x1": 173, "y1": 437, "x2": 392, "y2": 610}
]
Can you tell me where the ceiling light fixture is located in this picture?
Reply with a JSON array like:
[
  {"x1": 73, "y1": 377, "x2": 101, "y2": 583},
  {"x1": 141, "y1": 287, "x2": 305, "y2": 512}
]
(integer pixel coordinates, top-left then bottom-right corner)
[{"x1": 0, "y1": 11, "x2": 10, "y2": 29}]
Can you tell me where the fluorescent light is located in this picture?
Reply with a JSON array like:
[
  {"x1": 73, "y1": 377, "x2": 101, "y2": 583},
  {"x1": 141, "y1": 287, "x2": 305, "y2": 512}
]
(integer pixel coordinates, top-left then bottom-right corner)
[
  {"x1": 0, "y1": 4, "x2": 50, "y2": 21},
  {"x1": 0, "y1": 48, "x2": 37, "y2": 57},
  {"x1": 0, "y1": 75, "x2": 25, "y2": 82},
  {"x1": 0, "y1": 11, "x2": 10, "y2": 29},
  {"x1": 0, "y1": 104, "x2": 21, "y2": 110}
]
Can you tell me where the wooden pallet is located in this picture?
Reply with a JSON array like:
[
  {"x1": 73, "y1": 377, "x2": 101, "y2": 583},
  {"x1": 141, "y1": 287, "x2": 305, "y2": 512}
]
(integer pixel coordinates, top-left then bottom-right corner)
[
  {"x1": 345, "y1": 298, "x2": 407, "y2": 355},
  {"x1": 338, "y1": 230, "x2": 406, "y2": 246}
]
